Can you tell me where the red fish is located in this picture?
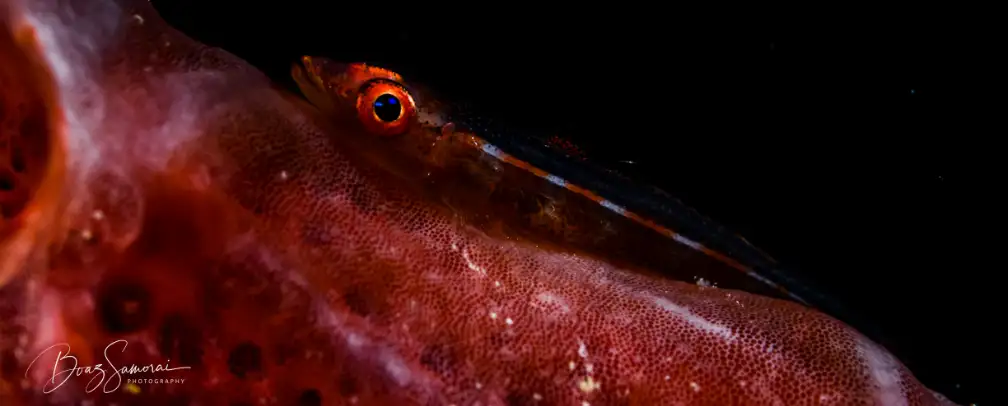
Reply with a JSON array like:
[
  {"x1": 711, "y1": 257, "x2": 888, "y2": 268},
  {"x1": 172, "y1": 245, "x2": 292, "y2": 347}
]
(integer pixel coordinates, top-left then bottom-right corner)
[{"x1": 0, "y1": 0, "x2": 957, "y2": 405}]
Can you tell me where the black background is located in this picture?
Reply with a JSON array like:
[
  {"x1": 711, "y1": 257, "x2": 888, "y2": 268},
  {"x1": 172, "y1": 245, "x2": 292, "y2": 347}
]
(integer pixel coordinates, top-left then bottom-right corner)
[{"x1": 151, "y1": 1, "x2": 995, "y2": 404}]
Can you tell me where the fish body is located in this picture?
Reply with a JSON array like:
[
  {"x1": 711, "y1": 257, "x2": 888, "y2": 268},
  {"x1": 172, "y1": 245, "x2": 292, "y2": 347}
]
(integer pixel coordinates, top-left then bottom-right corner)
[
  {"x1": 0, "y1": 0, "x2": 957, "y2": 405},
  {"x1": 291, "y1": 57, "x2": 803, "y2": 306}
]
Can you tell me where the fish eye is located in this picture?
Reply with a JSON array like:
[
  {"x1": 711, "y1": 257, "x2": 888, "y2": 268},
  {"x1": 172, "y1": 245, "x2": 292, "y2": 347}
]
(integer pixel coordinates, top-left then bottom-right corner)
[{"x1": 355, "y1": 79, "x2": 415, "y2": 136}]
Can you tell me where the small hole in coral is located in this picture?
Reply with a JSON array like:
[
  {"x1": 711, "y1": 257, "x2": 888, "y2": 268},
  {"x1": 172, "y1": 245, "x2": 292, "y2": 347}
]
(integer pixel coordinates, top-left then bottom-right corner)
[
  {"x1": 9, "y1": 144, "x2": 26, "y2": 173},
  {"x1": 227, "y1": 341, "x2": 263, "y2": 379},
  {"x1": 0, "y1": 173, "x2": 13, "y2": 191},
  {"x1": 297, "y1": 388, "x2": 322, "y2": 406}
]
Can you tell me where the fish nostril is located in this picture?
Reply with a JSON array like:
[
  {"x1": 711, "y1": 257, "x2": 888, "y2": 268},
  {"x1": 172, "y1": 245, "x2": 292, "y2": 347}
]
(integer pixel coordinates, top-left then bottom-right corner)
[
  {"x1": 95, "y1": 279, "x2": 152, "y2": 334},
  {"x1": 297, "y1": 388, "x2": 322, "y2": 406},
  {"x1": 227, "y1": 341, "x2": 263, "y2": 380}
]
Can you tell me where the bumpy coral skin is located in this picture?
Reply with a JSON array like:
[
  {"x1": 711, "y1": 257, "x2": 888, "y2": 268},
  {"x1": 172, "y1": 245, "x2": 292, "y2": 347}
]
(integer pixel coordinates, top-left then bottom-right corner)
[{"x1": 0, "y1": 0, "x2": 956, "y2": 405}]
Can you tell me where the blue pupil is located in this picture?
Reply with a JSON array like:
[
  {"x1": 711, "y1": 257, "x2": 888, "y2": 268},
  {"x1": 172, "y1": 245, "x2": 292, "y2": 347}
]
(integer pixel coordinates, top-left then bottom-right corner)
[{"x1": 373, "y1": 94, "x2": 402, "y2": 122}]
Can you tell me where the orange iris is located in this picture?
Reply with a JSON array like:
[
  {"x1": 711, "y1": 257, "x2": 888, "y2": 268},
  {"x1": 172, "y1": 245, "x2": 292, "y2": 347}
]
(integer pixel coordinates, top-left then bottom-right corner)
[{"x1": 355, "y1": 80, "x2": 416, "y2": 136}]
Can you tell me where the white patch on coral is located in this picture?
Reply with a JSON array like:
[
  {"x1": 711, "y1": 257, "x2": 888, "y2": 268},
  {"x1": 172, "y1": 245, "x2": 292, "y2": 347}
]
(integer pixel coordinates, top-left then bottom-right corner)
[
  {"x1": 652, "y1": 296, "x2": 737, "y2": 342},
  {"x1": 532, "y1": 291, "x2": 571, "y2": 314},
  {"x1": 856, "y1": 337, "x2": 908, "y2": 406}
]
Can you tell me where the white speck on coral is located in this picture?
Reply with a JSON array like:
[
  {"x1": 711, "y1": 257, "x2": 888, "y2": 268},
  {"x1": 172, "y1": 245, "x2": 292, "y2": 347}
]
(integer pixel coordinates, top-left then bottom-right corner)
[
  {"x1": 462, "y1": 248, "x2": 487, "y2": 276},
  {"x1": 578, "y1": 376, "x2": 601, "y2": 393}
]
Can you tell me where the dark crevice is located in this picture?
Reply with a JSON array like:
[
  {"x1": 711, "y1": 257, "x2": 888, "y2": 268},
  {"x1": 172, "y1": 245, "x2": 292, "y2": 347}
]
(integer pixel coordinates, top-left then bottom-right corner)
[
  {"x1": 418, "y1": 342, "x2": 455, "y2": 376},
  {"x1": 9, "y1": 142, "x2": 25, "y2": 173},
  {"x1": 342, "y1": 287, "x2": 372, "y2": 317},
  {"x1": 337, "y1": 374, "x2": 357, "y2": 396},
  {"x1": 297, "y1": 388, "x2": 322, "y2": 406},
  {"x1": 1, "y1": 349, "x2": 18, "y2": 378},
  {"x1": 157, "y1": 313, "x2": 204, "y2": 367},
  {"x1": 0, "y1": 171, "x2": 13, "y2": 191}
]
